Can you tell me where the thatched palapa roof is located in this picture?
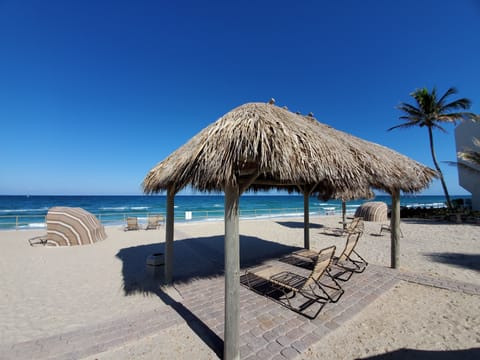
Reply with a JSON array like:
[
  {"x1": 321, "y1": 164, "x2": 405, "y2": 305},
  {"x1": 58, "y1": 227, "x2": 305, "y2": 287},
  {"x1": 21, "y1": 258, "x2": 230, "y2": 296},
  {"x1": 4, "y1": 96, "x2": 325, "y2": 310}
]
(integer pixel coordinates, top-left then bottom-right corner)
[{"x1": 143, "y1": 102, "x2": 436, "y2": 196}]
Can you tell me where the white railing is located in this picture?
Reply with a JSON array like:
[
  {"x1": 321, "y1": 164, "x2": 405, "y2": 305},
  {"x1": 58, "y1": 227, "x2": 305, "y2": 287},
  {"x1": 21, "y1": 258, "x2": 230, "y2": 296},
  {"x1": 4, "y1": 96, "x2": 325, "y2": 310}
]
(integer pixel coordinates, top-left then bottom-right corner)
[{"x1": 0, "y1": 206, "x2": 341, "y2": 230}]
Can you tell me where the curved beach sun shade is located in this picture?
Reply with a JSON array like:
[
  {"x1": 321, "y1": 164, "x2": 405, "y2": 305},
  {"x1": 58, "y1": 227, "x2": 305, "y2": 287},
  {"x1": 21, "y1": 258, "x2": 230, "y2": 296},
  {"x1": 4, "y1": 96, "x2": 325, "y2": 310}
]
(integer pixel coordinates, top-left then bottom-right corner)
[
  {"x1": 46, "y1": 207, "x2": 107, "y2": 246},
  {"x1": 354, "y1": 201, "x2": 389, "y2": 222}
]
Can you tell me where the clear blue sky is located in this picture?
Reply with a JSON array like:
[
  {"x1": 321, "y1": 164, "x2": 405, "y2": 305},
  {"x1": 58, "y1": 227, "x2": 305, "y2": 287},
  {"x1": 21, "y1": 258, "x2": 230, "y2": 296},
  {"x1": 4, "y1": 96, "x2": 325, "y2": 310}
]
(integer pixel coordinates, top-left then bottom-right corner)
[{"x1": 1, "y1": 0, "x2": 479, "y2": 196}]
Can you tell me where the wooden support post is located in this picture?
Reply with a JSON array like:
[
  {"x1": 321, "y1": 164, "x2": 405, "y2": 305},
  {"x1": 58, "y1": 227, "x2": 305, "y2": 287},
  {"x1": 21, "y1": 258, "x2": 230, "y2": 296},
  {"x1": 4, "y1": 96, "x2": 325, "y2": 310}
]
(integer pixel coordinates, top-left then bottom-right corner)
[
  {"x1": 342, "y1": 201, "x2": 347, "y2": 230},
  {"x1": 303, "y1": 191, "x2": 310, "y2": 249},
  {"x1": 224, "y1": 182, "x2": 240, "y2": 360},
  {"x1": 165, "y1": 186, "x2": 175, "y2": 284},
  {"x1": 390, "y1": 189, "x2": 401, "y2": 269}
]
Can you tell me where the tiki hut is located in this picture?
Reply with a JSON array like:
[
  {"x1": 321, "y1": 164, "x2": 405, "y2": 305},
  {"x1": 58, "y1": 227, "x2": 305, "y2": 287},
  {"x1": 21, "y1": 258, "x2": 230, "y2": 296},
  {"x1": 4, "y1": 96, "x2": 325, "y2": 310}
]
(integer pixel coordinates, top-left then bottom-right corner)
[{"x1": 143, "y1": 102, "x2": 436, "y2": 360}]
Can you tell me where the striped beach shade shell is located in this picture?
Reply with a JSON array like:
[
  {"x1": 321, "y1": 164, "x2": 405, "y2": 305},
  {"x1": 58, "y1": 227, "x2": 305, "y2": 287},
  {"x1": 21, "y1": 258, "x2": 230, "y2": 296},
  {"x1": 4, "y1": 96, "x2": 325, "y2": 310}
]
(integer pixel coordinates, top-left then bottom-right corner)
[
  {"x1": 143, "y1": 102, "x2": 437, "y2": 196},
  {"x1": 46, "y1": 207, "x2": 107, "y2": 246},
  {"x1": 354, "y1": 201, "x2": 389, "y2": 222}
]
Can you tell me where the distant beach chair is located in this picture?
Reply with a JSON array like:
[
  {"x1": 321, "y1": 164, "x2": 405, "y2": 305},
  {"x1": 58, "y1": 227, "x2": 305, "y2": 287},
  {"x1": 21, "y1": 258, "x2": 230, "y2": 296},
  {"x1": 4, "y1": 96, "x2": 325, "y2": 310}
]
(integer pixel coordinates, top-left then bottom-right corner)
[
  {"x1": 125, "y1": 217, "x2": 139, "y2": 231},
  {"x1": 145, "y1": 215, "x2": 164, "y2": 230},
  {"x1": 324, "y1": 207, "x2": 336, "y2": 215},
  {"x1": 285, "y1": 229, "x2": 367, "y2": 281},
  {"x1": 243, "y1": 246, "x2": 343, "y2": 319},
  {"x1": 324, "y1": 217, "x2": 363, "y2": 236},
  {"x1": 28, "y1": 235, "x2": 49, "y2": 246}
]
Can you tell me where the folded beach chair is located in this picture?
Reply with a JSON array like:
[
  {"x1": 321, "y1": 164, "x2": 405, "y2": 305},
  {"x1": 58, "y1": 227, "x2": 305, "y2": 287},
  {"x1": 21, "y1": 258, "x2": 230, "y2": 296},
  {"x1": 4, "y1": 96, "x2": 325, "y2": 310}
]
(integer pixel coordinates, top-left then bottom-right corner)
[
  {"x1": 125, "y1": 217, "x2": 139, "y2": 231},
  {"x1": 145, "y1": 215, "x2": 164, "y2": 230},
  {"x1": 243, "y1": 246, "x2": 344, "y2": 319}
]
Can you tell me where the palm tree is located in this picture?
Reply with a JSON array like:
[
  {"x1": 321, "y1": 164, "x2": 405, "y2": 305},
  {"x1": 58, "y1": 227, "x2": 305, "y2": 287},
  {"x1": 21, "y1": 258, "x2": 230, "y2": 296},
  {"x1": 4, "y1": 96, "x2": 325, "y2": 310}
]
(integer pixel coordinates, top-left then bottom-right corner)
[{"x1": 389, "y1": 87, "x2": 477, "y2": 209}]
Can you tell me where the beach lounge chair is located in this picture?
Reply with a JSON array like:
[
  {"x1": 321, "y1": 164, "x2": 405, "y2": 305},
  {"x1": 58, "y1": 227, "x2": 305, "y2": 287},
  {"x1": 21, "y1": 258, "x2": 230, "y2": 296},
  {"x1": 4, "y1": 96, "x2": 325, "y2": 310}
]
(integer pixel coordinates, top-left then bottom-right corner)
[
  {"x1": 125, "y1": 217, "x2": 139, "y2": 231},
  {"x1": 28, "y1": 235, "x2": 49, "y2": 246},
  {"x1": 346, "y1": 217, "x2": 364, "y2": 234},
  {"x1": 286, "y1": 229, "x2": 367, "y2": 281},
  {"x1": 243, "y1": 246, "x2": 344, "y2": 319},
  {"x1": 145, "y1": 215, "x2": 164, "y2": 230},
  {"x1": 331, "y1": 230, "x2": 368, "y2": 280},
  {"x1": 324, "y1": 217, "x2": 363, "y2": 236},
  {"x1": 379, "y1": 223, "x2": 403, "y2": 237}
]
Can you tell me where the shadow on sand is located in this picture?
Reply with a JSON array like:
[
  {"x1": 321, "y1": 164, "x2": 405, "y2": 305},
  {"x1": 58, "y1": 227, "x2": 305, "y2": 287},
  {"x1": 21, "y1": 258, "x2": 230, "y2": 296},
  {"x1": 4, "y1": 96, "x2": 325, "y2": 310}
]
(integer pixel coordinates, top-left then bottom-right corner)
[
  {"x1": 358, "y1": 347, "x2": 480, "y2": 360},
  {"x1": 424, "y1": 252, "x2": 480, "y2": 272},
  {"x1": 276, "y1": 221, "x2": 324, "y2": 229},
  {"x1": 115, "y1": 235, "x2": 302, "y2": 357}
]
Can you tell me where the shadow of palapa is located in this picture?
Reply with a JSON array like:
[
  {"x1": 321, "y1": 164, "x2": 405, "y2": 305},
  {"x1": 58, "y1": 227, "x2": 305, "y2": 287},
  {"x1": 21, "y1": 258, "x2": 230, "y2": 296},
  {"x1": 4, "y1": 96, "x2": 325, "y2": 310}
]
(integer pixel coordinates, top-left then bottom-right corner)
[
  {"x1": 424, "y1": 252, "x2": 480, "y2": 272},
  {"x1": 358, "y1": 347, "x2": 480, "y2": 360},
  {"x1": 115, "y1": 234, "x2": 302, "y2": 356},
  {"x1": 276, "y1": 221, "x2": 324, "y2": 229}
]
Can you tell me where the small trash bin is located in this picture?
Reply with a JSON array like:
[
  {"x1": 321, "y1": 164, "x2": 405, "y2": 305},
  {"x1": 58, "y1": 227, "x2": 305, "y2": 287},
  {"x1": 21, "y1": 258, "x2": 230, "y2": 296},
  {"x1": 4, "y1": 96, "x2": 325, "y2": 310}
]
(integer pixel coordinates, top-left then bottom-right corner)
[
  {"x1": 146, "y1": 253, "x2": 165, "y2": 266},
  {"x1": 146, "y1": 253, "x2": 164, "y2": 278}
]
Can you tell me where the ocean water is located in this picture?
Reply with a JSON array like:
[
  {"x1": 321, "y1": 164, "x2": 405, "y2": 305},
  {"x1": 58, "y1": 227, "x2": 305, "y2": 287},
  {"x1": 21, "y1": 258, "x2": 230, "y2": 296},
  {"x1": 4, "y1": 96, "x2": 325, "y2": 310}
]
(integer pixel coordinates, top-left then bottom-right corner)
[{"x1": 0, "y1": 194, "x2": 468, "y2": 231}]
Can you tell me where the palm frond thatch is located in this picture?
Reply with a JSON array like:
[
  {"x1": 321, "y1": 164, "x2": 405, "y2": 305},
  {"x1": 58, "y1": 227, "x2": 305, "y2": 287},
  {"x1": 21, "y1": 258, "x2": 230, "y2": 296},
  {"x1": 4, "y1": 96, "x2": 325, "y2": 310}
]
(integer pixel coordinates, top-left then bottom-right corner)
[{"x1": 143, "y1": 103, "x2": 436, "y2": 197}]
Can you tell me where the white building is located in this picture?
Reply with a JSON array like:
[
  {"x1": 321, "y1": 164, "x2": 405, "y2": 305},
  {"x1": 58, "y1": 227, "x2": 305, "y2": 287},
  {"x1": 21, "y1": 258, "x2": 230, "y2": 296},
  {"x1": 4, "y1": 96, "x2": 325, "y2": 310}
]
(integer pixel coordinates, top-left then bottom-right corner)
[{"x1": 455, "y1": 121, "x2": 480, "y2": 210}]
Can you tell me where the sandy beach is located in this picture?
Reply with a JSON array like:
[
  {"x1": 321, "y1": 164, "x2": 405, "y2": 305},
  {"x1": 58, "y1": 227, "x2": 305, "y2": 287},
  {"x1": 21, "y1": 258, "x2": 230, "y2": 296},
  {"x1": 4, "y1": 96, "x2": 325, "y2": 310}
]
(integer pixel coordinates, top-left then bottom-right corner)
[{"x1": 0, "y1": 216, "x2": 479, "y2": 359}]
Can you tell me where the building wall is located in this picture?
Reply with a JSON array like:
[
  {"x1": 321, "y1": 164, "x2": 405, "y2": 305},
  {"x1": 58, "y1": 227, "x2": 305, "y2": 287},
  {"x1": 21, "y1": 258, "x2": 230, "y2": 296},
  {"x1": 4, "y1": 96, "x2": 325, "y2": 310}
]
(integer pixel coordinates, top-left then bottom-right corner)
[{"x1": 455, "y1": 121, "x2": 480, "y2": 210}]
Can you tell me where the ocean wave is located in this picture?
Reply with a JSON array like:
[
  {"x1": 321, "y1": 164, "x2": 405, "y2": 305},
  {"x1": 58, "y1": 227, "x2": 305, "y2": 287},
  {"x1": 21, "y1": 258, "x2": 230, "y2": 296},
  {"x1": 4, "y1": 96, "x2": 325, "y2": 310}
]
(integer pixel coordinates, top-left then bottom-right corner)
[
  {"x1": 404, "y1": 202, "x2": 446, "y2": 209},
  {"x1": 0, "y1": 207, "x2": 49, "y2": 213},
  {"x1": 99, "y1": 207, "x2": 129, "y2": 211},
  {"x1": 130, "y1": 207, "x2": 149, "y2": 210},
  {"x1": 18, "y1": 223, "x2": 46, "y2": 229}
]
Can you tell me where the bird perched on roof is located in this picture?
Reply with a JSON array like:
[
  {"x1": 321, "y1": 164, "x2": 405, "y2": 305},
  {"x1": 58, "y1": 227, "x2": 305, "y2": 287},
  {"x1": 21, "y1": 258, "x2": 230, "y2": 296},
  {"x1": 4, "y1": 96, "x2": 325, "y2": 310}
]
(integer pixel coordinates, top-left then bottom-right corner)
[{"x1": 268, "y1": 98, "x2": 275, "y2": 105}]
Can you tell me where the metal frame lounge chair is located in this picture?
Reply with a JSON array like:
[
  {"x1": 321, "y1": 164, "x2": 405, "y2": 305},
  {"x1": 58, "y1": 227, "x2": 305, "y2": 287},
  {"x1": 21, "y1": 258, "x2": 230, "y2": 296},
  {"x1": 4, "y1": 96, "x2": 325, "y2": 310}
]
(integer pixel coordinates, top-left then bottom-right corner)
[
  {"x1": 125, "y1": 217, "x2": 139, "y2": 231},
  {"x1": 324, "y1": 217, "x2": 363, "y2": 236},
  {"x1": 145, "y1": 215, "x2": 164, "y2": 230},
  {"x1": 243, "y1": 246, "x2": 344, "y2": 319},
  {"x1": 332, "y1": 230, "x2": 368, "y2": 280},
  {"x1": 287, "y1": 227, "x2": 368, "y2": 281}
]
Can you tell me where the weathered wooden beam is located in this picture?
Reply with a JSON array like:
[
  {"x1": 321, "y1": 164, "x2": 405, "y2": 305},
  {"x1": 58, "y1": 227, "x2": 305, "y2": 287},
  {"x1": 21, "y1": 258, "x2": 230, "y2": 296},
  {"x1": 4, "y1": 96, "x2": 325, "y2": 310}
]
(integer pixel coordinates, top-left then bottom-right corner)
[
  {"x1": 224, "y1": 182, "x2": 240, "y2": 360},
  {"x1": 255, "y1": 179, "x2": 309, "y2": 186},
  {"x1": 303, "y1": 190, "x2": 310, "y2": 249},
  {"x1": 239, "y1": 171, "x2": 260, "y2": 194},
  {"x1": 390, "y1": 189, "x2": 401, "y2": 268},
  {"x1": 164, "y1": 186, "x2": 176, "y2": 284},
  {"x1": 298, "y1": 184, "x2": 317, "y2": 250}
]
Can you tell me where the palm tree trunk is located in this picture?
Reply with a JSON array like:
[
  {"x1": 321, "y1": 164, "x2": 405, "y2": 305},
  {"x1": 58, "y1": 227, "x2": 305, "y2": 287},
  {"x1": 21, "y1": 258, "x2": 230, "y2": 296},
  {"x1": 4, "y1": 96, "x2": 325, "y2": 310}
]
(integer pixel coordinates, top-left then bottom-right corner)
[{"x1": 428, "y1": 127, "x2": 453, "y2": 209}]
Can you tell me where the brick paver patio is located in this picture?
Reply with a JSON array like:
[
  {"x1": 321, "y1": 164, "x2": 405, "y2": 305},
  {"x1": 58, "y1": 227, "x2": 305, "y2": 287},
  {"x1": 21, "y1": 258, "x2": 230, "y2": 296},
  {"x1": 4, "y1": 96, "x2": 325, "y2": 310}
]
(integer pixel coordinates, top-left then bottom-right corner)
[{"x1": 2, "y1": 260, "x2": 479, "y2": 360}]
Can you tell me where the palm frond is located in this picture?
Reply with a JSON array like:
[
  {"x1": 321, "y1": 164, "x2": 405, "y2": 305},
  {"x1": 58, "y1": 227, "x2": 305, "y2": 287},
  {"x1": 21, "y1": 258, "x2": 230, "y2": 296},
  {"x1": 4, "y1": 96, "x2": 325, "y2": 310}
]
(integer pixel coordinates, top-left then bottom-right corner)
[
  {"x1": 440, "y1": 98, "x2": 472, "y2": 112},
  {"x1": 396, "y1": 102, "x2": 423, "y2": 116},
  {"x1": 437, "y1": 87, "x2": 458, "y2": 106},
  {"x1": 436, "y1": 112, "x2": 477, "y2": 123},
  {"x1": 387, "y1": 122, "x2": 420, "y2": 131},
  {"x1": 444, "y1": 160, "x2": 480, "y2": 174},
  {"x1": 430, "y1": 123, "x2": 447, "y2": 133},
  {"x1": 458, "y1": 150, "x2": 480, "y2": 166}
]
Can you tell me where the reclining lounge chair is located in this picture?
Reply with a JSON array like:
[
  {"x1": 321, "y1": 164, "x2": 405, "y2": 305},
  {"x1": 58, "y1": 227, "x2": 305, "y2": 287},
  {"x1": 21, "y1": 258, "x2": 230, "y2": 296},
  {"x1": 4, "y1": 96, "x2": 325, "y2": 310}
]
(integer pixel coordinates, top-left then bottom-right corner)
[
  {"x1": 243, "y1": 246, "x2": 344, "y2": 319},
  {"x1": 287, "y1": 227, "x2": 368, "y2": 281},
  {"x1": 125, "y1": 217, "x2": 139, "y2": 231}
]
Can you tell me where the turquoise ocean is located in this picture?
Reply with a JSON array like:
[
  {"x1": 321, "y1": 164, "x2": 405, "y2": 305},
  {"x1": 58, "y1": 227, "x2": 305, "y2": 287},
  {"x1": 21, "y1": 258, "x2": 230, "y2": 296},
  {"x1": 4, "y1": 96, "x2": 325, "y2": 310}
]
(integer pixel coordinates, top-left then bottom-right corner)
[{"x1": 0, "y1": 194, "x2": 469, "y2": 231}]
